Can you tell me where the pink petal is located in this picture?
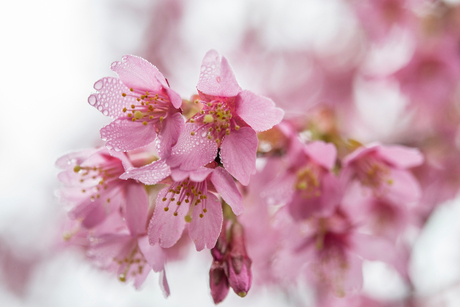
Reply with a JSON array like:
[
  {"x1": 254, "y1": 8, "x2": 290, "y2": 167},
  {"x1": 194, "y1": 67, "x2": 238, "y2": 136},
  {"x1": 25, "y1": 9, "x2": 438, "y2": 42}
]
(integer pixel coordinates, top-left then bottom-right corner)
[
  {"x1": 56, "y1": 148, "x2": 98, "y2": 169},
  {"x1": 304, "y1": 141, "x2": 337, "y2": 170},
  {"x1": 133, "y1": 265, "x2": 151, "y2": 290},
  {"x1": 81, "y1": 202, "x2": 108, "y2": 229},
  {"x1": 197, "y1": 50, "x2": 242, "y2": 98},
  {"x1": 157, "y1": 112, "x2": 185, "y2": 159},
  {"x1": 120, "y1": 159, "x2": 171, "y2": 185},
  {"x1": 108, "y1": 150, "x2": 133, "y2": 171},
  {"x1": 164, "y1": 86, "x2": 182, "y2": 109},
  {"x1": 100, "y1": 119, "x2": 157, "y2": 152},
  {"x1": 148, "y1": 188, "x2": 189, "y2": 248},
  {"x1": 220, "y1": 127, "x2": 258, "y2": 186},
  {"x1": 342, "y1": 145, "x2": 377, "y2": 167},
  {"x1": 159, "y1": 269, "x2": 171, "y2": 298},
  {"x1": 167, "y1": 123, "x2": 218, "y2": 171},
  {"x1": 125, "y1": 182, "x2": 149, "y2": 237},
  {"x1": 170, "y1": 167, "x2": 213, "y2": 183},
  {"x1": 377, "y1": 145, "x2": 424, "y2": 169},
  {"x1": 137, "y1": 236, "x2": 165, "y2": 272},
  {"x1": 235, "y1": 90, "x2": 284, "y2": 132},
  {"x1": 88, "y1": 77, "x2": 138, "y2": 118},
  {"x1": 386, "y1": 169, "x2": 421, "y2": 204},
  {"x1": 111, "y1": 55, "x2": 166, "y2": 93},
  {"x1": 210, "y1": 167, "x2": 244, "y2": 215},
  {"x1": 189, "y1": 193, "x2": 223, "y2": 251}
]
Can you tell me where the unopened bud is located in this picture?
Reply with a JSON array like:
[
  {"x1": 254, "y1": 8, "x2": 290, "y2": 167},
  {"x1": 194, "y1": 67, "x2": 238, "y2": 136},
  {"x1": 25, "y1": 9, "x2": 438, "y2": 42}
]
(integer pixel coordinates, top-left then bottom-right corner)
[
  {"x1": 209, "y1": 261, "x2": 230, "y2": 304},
  {"x1": 226, "y1": 223, "x2": 252, "y2": 296}
]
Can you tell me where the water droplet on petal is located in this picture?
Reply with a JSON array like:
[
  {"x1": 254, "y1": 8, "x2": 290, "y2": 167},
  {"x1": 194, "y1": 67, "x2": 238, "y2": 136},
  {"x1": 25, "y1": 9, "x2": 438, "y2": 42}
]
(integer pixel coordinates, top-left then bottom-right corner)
[
  {"x1": 216, "y1": 76, "x2": 221, "y2": 83},
  {"x1": 94, "y1": 80, "x2": 103, "y2": 90},
  {"x1": 88, "y1": 95, "x2": 97, "y2": 105},
  {"x1": 103, "y1": 110, "x2": 109, "y2": 116}
]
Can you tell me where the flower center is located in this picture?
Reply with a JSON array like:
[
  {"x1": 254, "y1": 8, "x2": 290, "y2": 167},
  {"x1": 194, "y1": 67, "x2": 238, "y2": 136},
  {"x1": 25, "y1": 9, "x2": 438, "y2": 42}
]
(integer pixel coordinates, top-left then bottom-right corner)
[
  {"x1": 354, "y1": 158, "x2": 393, "y2": 191},
  {"x1": 295, "y1": 166, "x2": 321, "y2": 198},
  {"x1": 189, "y1": 99, "x2": 240, "y2": 145},
  {"x1": 161, "y1": 178, "x2": 209, "y2": 222},
  {"x1": 121, "y1": 88, "x2": 170, "y2": 126},
  {"x1": 73, "y1": 158, "x2": 124, "y2": 203},
  {"x1": 113, "y1": 245, "x2": 147, "y2": 282}
]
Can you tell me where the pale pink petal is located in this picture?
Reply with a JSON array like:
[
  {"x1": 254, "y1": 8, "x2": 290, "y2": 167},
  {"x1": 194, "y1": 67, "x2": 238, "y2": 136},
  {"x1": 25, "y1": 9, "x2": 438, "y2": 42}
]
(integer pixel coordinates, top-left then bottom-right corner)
[
  {"x1": 157, "y1": 112, "x2": 185, "y2": 159},
  {"x1": 189, "y1": 193, "x2": 223, "y2": 251},
  {"x1": 167, "y1": 124, "x2": 218, "y2": 171},
  {"x1": 81, "y1": 202, "x2": 108, "y2": 229},
  {"x1": 343, "y1": 253, "x2": 363, "y2": 292},
  {"x1": 111, "y1": 55, "x2": 166, "y2": 93},
  {"x1": 304, "y1": 141, "x2": 337, "y2": 170},
  {"x1": 108, "y1": 150, "x2": 133, "y2": 171},
  {"x1": 56, "y1": 148, "x2": 98, "y2": 169},
  {"x1": 386, "y1": 169, "x2": 421, "y2": 204},
  {"x1": 235, "y1": 90, "x2": 284, "y2": 132},
  {"x1": 210, "y1": 167, "x2": 243, "y2": 215},
  {"x1": 221, "y1": 127, "x2": 258, "y2": 186},
  {"x1": 120, "y1": 160, "x2": 171, "y2": 185},
  {"x1": 197, "y1": 50, "x2": 242, "y2": 98},
  {"x1": 170, "y1": 167, "x2": 213, "y2": 183},
  {"x1": 125, "y1": 182, "x2": 149, "y2": 237},
  {"x1": 159, "y1": 269, "x2": 171, "y2": 298},
  {"x1": 148, "y1": 188, "x2": 189, "y2": 248},
  {"x1": 138, "y1": 236, "x2": 165, "y2": 272},
  {"x1": 100, "y1": 119, "x2": 157, "y2": 152},
  {"x1": 342, "y1": 146, "x2": 376, "y2": 167},
  {"x1": 288, "y1": 192, "x2": 321, "y2": 221},
  {"x1": 88, "y1": 77, "x2": 138, "y2": 118},
  {"x1": 133, "y1": 265, "x2": 151, "y2": 290},
  {"x1": 377, "y1": 145, "x2": 424, "y2": 169},
  {"x1": 164, "y1": 86, "x2": 182, "y2": 109}
]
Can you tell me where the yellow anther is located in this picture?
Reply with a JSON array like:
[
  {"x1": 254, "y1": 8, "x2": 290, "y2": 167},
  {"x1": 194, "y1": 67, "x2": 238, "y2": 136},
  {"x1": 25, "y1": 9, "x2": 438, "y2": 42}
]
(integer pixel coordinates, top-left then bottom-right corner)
[
  {"x1": 137, "y1": 98, "x2": 140, "y2": 102},
  {"x1": 81, "y1": 189, "x2": 86, "y2": 193},
  {"x1": 207, "y1": 102, "x2": 212, "y2": 107},
  {"x1": 235, "y1": 125, "x2": 240, "y2": 130},
  {"x1": 226, "y1": 129, "x2": 230, "y2": 135},
  {"x1": 297, "y1": 181, "x2": 307, "y2": 190},
  {"x1": 209, "y1": 127, "x2": 214, "y2": 131},
  {"x1": 132, "y1": 118, "x2": 136, "y2": 122},
  {"x1": 162, "y1": 197, "x2": 167, "y2": 201},
  {"x1": 185, "y1": 199, "x2": 189, "y2": 203},
  {"x1": 160, "y1": 116, "x2": 164, "y2": 122},
  {"x1": 107, "y1": 198, "x2": 111, "y2": 203},
  {"x1": 215, "y1": 138, "x2": 221, "y2": 144},
  {"x1": 134, "y1": 111, "x2": 143, "y2": 119},
  {"x1": 171, "y1": 198, "x2": 175, "y2": 201},
  {"x1": 207, "y1": 134, "x2": 212, "y2": 139},
  {"x1": 131, "y1": 104, "x2": 135, "y2": 109},
  {"x1": 173, "y1": 212, "x2": 178, "y2": 216},
  {"x1": 127, "y1": 113, "x2": 132, "y2": 117},
  {"x1": 185, "y1": 215, "x2": 192, "y2": 223},
  {"x1": 122, "y1": 93, "x2": 126, "y2": 97},
  {"x1": 200, "y1": 110, "x2": 205, "y2": 114},
  {"x1": 387, "y1": 179, "x2": 394, "y2": 185},
  {"x1": 203, "y1": 208, "x2": 207, "y2": 213},
  {"x1": 203, "y1": 114, "x2": 214, "y2": 124},
  {"x1": 149, "y1": 115, "x2": 153, "y2": 120},
  {"x1": 73, "y1": 165, "x2": 81, "y2": 173},
  {"x1": 148, "y1": 105, "x2": 154, "y2": 111},
  {"x1": 199, "y1": 214, "x2": 204, "y2": 218},
  {"x1": 190, "y1": 118, "x2": 195, "y2": 123},
  {"x1": 164, "y1": 207, "x2": 169, "y2": 211},
  {"x1": 130, "y1": 87, "x2": 133, "y2": 92},
  {"x1": 177, "y1": 201, "x2": 181, "y2": 205},
  {"x1": 190, "y1": 131, "x2": 196, "y2": 136},
  {"x1": 194, "y1": 100, "x2": 199, "y2": 104},
  {"x1": 143, "y1": 121, "x2": 147, "y2": 126},
  {"x1": 123, "y1": 107, "x2": 127, "y2": 112},
  {"x1": 145, "y1": 91, "x2": 149, "y2": 96}
]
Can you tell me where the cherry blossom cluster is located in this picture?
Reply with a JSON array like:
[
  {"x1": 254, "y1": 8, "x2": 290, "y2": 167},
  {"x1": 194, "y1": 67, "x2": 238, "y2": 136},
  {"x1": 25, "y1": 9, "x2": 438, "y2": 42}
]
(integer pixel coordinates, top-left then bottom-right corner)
[{"x1": 56, "y1": 1, "x2": 460, "y2": 305}]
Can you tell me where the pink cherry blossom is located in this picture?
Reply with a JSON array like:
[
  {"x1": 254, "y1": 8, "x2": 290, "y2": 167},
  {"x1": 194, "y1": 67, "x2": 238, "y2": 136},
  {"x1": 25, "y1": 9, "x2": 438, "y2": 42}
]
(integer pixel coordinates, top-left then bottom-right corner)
[
  {"x1": 167, "y1": 50, "x2": 284, "y2": 185},
  {"x1": 342, "y1": 143, "x2": 423, "y2": 204},
  {"x1": 88, "y1": 55, "x2": 184, "y2": 157},
  {"x1": 56, "y1": 148, "x2": 130, "y2": 228},
  {"x1": 266, "y1": 140, "x2": 341, "y2": 220},
  {"x1": 87, "y1": 187, "x2": 169, "y2": 293},
  {"x1": 148, "y1": 165, "x2": 243, "y2": 251}
]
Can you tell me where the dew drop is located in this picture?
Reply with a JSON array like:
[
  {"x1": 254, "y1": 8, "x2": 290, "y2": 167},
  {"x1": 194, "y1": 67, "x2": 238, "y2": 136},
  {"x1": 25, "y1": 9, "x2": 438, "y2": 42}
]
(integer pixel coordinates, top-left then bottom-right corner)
[
  {"x1": 103, "y1": 110, "x2": 109, "y2": 116},
  {"x1": 216, "y1": 76, "x2": 221, "y2": 83},
  {"x1": 97, "y1": 106, "x2": 103, "y2": 111},
  {"x1": 88, "y1": 95, "x2": 97, "y2": 105},
  {"x1": 201, "y1": 66, "x2": 206, "y2": 72},
  {"x1": 201, "y1": 131, "x2": 207, "y2": 137},
  {"x1": 94, "y1": 80, "x2": 103, "y2": 90}
]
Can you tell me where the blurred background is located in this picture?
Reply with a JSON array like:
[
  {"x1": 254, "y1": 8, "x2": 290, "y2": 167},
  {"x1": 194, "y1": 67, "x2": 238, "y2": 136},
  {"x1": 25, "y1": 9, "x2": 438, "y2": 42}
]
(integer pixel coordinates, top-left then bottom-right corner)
[{"x1": 2, "y1": 0, "x2": 460, "y2": 306}]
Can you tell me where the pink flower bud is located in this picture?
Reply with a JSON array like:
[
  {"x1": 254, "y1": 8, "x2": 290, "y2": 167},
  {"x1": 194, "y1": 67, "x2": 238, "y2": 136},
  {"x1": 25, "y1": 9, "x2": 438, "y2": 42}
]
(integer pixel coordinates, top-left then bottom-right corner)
[
  {"x1": 209, "y1": 261, "x2": 230, "y2": 304},
  {"x1": 226, "y1": 222, "x2": 252, "y2": 297}
]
